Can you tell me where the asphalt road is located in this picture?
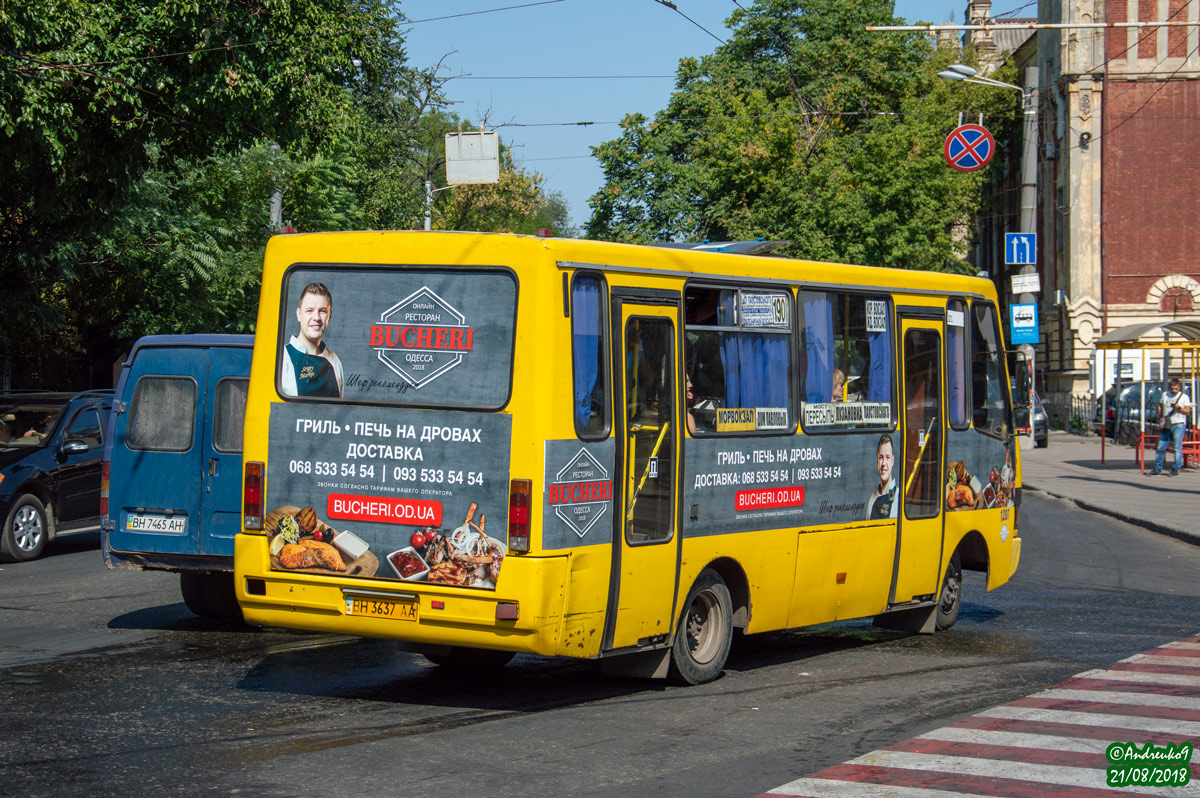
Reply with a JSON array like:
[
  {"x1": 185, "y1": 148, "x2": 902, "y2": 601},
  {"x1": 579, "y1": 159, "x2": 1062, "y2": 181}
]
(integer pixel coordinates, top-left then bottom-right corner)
[{"x1": 2, "y1": 491, "x2": 1199, "y2": 798}]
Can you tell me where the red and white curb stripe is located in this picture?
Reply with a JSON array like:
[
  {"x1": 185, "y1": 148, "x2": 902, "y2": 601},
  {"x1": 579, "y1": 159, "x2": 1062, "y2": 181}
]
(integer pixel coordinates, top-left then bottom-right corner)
[{"x1": 759, "y1": 636, "x2": 1200, "y2": 797}]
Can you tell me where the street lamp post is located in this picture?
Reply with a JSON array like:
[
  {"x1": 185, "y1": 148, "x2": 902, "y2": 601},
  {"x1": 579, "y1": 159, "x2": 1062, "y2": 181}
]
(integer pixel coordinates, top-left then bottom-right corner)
[{"x1": 940, "y1": 63, "x2": 1040, "y2": 449}]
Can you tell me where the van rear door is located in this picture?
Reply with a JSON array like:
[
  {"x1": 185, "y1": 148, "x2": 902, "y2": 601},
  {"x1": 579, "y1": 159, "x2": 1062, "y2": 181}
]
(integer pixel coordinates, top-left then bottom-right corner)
[
  {"x1": 108, "y1": 347, "x2": 208, "y2": 557},
  {"x1": 198, "y1": 370, "x2": 249, "y2": 556}
]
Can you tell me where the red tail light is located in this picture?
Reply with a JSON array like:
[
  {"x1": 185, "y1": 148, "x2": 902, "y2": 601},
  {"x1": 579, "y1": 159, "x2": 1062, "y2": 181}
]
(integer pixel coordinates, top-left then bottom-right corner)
[
  {"x1": 508, "y1": 478, "x2": 532, "y2": 552},
  {"x1": 244, "y1": 461, "x2": 264, "y2": 530},
  {"x1": 100, "y1": 461, "x2": 110, "y2": 516}
]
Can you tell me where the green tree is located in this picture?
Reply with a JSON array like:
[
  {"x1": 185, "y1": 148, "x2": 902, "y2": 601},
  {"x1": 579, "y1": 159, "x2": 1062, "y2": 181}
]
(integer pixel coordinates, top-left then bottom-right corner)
[
  {"x1": 1, "y1": 0, "x2": 406, "y2": 381},
  {"x1": 586, "y1": 0, "x2": 1018, "y2": 272}
]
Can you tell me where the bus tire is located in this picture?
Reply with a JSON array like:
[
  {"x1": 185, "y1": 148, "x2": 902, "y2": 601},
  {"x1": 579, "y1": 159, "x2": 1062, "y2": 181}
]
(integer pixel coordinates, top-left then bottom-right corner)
[
  {"x1": 1, "y1": 494, "x2": 49, "y2": 562},
  {"x1": 424, "y1": 647, "x2": 515, "y2": 670},
  {"x1": 935, "y1": 552, "x2": 963, "y2": 631},
  {"x1": 669, "y1": 568, "x2": 733, "y2": 685}
]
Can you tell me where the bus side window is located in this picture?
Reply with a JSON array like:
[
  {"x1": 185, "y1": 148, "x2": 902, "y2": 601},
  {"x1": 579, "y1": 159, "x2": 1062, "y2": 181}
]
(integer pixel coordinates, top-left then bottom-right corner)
[
  {"x1": 947, "y1": 299, "x2": 969, "y2": 429},
  {"x1": 969, "y1": 302, "x2": 1012, "y2": 437},
  {"x1": 799, "y1": 291, "x2": 894, "y2": 430},
  {"x1": 684, "y1": 286, "x2": 792, "y2": 433},
  {"x1": 571, "y1": 273, "x2": 609, "y2": 438}
]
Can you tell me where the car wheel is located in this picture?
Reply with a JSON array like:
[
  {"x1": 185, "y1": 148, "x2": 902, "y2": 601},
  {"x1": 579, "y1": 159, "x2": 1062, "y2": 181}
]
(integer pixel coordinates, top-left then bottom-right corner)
[
  {"x1": 1035, "y1": 435, "x2": 1048, "y2": 449},
  {"x1": 669, "y1": 568, "x2": 733, "y2": 685},
  {"x1": 1, "y1": 494, "x2": 49, "y2": 562},
  {"x1": 935, "y1": 552, "x2": 963, "y2": 631}
]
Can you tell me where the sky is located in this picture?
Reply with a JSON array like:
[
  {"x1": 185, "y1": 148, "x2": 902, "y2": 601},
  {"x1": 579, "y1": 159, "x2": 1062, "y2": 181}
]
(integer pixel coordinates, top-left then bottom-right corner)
[{"x1": 400, "y1": 1, "x2": 1025, "y2": 230}]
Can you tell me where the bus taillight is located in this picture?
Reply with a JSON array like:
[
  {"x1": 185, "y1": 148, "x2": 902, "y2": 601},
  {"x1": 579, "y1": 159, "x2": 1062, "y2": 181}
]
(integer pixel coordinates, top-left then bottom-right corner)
[
  {"x1": 100, "y1": 461, "x2": 110, "y2": 516},
  {"x1": 244, "y1": 461, "x2": 264, "y2": 530},
  {"x1": 508, "y1": 479, "x2": 532, "y2": 552}
]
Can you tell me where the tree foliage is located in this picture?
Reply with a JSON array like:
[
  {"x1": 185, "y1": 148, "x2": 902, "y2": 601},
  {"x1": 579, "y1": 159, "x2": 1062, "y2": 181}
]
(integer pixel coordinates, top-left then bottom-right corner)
[
  {"x1": 586, "y1": 0, "x2": 1019, "y2": 272},
  {"x1": 1, "y1": 2, "x2": 572, "y2": 386}
]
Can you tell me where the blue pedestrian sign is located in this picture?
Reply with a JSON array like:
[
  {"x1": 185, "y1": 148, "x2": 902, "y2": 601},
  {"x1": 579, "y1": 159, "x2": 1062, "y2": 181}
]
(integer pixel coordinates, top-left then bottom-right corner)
[
  {"x1": 943, "y1": 124, "x2": 994, "y2": 172},
  {"x1": 1010, "y1": 303, "x2": 1039, "y2": 345},
  {"x1": 1005, "y1": 233, "x2": 1037, "y2": 265}
]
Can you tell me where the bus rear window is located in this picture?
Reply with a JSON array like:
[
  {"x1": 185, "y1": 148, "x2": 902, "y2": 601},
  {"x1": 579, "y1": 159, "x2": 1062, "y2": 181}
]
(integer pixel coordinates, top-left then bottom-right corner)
[{"x1": 277, "y1": 266, "x2": 517, "y2": 409}]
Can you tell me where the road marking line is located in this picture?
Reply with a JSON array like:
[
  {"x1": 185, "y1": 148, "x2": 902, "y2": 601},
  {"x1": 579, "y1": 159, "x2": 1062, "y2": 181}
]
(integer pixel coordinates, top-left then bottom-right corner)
[
  {"x1": 1075, "y1": 668, "x2": 1200, "y2": 688},
  {"x1": 1031, "y1": 687, "x2": 1200, "y2": 711},
  {"x1": 981, "y1": 705, "x2": 1200, "y2": 736}
]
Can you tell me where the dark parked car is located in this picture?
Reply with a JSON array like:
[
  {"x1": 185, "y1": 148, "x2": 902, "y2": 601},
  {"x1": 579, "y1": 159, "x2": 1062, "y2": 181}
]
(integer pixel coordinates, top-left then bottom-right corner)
[
  {"x1": 0, "y1": 390, "x2": 113, "y2": 561},
  {"x1": 1011, "y1": 379, "x2": 1048, "y2": 448}
]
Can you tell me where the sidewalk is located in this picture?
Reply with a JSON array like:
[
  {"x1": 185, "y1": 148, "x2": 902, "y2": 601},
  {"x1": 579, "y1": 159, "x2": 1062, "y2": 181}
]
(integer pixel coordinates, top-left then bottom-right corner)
[{"x1": 1020, "y1": 429, "x2": 1199, "y2": 545}]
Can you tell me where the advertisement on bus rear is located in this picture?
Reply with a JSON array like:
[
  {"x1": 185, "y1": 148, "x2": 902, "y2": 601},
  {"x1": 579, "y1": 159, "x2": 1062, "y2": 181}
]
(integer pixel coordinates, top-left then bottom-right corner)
[
  {"x1": 276, "y1": 265, "x2": 517, "y2": 409},
  {"x1": 267, "y1": 268, "x2": 521, "y2": 589},
  {"x1": 265, "y1": 402, "x2": 511, "y2": 588}
]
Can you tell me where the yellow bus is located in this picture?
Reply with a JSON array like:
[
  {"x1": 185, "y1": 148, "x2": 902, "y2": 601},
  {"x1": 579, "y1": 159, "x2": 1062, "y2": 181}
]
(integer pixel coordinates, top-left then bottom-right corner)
[{"x1": 235, "y1": 231, "x2": 1021, "y2": 684}]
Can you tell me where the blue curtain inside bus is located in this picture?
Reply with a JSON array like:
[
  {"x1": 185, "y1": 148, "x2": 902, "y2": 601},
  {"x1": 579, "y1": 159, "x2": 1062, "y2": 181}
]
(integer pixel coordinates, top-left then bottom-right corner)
[
  {"x1": 572, "y1": 276, "x2": 601, "y2": 428},
  {"x1": 867, "y1": 315, "x2": 891, "y2": 403},
  {"x1": 803, "y1": 295, "x2": 833, "y2": 403},
  {"x1": 947, "y1": 314, "x2": 966, "y2": 425},
  {"x1": 718, "y1": 292, "x2": 789, "y2": 409}
]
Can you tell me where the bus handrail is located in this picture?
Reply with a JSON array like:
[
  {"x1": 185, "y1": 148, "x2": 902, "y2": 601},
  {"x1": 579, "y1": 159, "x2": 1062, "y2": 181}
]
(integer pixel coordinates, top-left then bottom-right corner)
[{"x1": 626, "y1": 421, "x2": 671, "y2": 521}]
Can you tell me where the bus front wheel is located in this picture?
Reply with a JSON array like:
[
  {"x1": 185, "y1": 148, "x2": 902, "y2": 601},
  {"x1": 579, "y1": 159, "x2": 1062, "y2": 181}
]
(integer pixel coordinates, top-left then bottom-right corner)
[
  {"x1": 935, "y1": 552, "x2": 963, "y2": 631},
  {"x1": 669, "y1": 568, "x2": 733, "y2": 685}
]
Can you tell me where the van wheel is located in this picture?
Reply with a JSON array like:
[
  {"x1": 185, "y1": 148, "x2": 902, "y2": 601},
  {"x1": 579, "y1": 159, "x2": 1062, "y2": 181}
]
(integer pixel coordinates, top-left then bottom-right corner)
[
  {"x1": 668, "y1": 568, "x2": 733, "y2": 685},
  {"x1": 180, "y1": 572, "x2": 215, "y2": 617},
  {"x1": 423, "y1": 647, "x2": 515, "y2": 670},
  {"x1": 935, "y1": 552, "x2": 963, "y2": 631},
  {"x1": 1, "y1": 494, "x2": 49, "y2": 562},
  {"x1": 204, "y1": 572, "x2": 243, "y2": 620},
  {"x1": 181, "y1": 572, "x2": 243, "y2": 620}
]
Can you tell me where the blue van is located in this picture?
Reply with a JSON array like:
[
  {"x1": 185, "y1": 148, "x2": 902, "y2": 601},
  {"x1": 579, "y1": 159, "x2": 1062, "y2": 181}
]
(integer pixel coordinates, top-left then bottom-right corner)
[{"x1": 102, "y1": 334, "x2": 253, "y2": 618}]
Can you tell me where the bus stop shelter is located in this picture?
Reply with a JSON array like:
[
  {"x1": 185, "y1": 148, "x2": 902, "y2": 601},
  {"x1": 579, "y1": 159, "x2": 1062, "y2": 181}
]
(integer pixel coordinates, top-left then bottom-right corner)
[{"x1": 1095, "y1": 320, "x2": 1200, "y2": 465}]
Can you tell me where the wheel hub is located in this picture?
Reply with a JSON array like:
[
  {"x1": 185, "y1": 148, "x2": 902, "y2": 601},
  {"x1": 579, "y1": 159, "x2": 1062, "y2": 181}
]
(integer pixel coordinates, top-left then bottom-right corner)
[{"x1": 14, "y1": 505, "x2": 44, "y2": 553}]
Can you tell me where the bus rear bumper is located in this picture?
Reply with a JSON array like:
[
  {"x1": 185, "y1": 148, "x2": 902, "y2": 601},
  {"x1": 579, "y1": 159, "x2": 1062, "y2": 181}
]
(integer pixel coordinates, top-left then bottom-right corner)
[{"x1": 234, "y1": 534, "x2": 568, "y2": 656}]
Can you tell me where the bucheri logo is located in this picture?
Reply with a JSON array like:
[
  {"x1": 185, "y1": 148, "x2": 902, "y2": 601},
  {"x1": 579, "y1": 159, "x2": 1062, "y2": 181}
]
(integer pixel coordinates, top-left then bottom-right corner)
[
  {"x1": 547, "y1": 448, "x2": 613, "y2": 539},
  {"x1": 370, "y1": 287, "x2": 474, "y2": 389}
]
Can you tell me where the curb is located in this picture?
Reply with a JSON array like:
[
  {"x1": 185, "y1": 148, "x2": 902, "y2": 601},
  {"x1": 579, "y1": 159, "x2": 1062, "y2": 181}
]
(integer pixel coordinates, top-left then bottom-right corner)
[{"x1": 1025, "y1": 483, "x2": 1200, "y2": 547}]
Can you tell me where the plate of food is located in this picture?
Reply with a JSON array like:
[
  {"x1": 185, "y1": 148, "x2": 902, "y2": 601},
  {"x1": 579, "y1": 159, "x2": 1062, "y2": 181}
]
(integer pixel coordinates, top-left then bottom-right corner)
[{"x1": 265, "y1": 505, "x2": 378, "y2": 577}]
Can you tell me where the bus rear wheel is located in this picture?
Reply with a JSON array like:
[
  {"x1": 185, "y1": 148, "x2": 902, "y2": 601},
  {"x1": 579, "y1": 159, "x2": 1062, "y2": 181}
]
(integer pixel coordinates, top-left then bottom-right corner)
[
  {"x1": 935, "y1": 552, "x2": 963, "y2": 631},
  {"x1": 669, "y1": 568, "x2": 733, "y2": 685}
]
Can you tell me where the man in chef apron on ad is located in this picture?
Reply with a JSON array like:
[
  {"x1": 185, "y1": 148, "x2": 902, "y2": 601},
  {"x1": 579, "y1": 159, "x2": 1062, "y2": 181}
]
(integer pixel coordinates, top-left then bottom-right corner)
[{"x1": 281, "y1": 282, "x2": 344, "y2": 398}]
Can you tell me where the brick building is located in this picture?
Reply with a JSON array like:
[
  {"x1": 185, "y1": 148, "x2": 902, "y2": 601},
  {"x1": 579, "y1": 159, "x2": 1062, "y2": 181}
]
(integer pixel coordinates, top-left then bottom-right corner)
[{"x1": 966, "y1": 0, "x2": 1200, "y2": 417}]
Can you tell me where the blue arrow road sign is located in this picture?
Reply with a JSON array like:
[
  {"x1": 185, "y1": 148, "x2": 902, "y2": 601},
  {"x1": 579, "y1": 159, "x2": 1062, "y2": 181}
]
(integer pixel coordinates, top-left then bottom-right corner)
[{"x1": 1005, "y1": 233, "x2": 1037, "y2": 265}]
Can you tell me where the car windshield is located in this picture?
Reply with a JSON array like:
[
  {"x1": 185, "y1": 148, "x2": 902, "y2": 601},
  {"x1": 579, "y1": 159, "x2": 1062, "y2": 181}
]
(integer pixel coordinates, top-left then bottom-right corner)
[{"x1": 0, "y1": 404, "x2": 65, "y2": 446}]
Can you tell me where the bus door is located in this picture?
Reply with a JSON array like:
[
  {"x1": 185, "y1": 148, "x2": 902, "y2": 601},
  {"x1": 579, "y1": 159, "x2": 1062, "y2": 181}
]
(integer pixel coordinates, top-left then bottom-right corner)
[
  {"x1": 602, "y1": 298, "x2": 681, "y2": 652},
  {"x1": 892, "y1": 318, "x2": 946, "y2": 605}
]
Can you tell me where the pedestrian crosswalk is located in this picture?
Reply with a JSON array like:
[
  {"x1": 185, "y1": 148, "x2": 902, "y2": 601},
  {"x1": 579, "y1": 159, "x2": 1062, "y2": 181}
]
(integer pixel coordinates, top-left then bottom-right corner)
[{"x1": 759, "y1": 635, "x2": 1200, "y2": 797}]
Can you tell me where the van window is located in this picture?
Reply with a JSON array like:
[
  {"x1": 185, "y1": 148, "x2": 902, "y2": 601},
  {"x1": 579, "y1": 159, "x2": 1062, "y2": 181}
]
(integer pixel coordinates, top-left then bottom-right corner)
[
  {"x1": 278, "y1": 266, "x2": 517, "y2": 409},
  {"x1": 799, "y1": 291, "x2": 894, "y2": 431},
  {"x1": 127, "y1": 377, "x2": 196, "y2": 452},
  {"x1": 684, "y1": 285, "x2": 792, "y2": 433},
  {"x1": 213, "y1": 378, "x2": 248, "y2": 453},
  {"x1": 970, "y1": 303, "x2": 1011, "y2": 437},
  {"x1": 65, "y1": 408, "x2": 103, "y2": 447},
  {"x1": 572, "y1": 273, "x2": 609, "y2": 438}
]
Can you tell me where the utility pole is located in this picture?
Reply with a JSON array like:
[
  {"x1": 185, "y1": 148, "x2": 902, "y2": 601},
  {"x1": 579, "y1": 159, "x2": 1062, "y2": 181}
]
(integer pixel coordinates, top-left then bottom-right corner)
[{"x1": 1015, "y1": 66, "x2": 1039, "y2": 451}]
